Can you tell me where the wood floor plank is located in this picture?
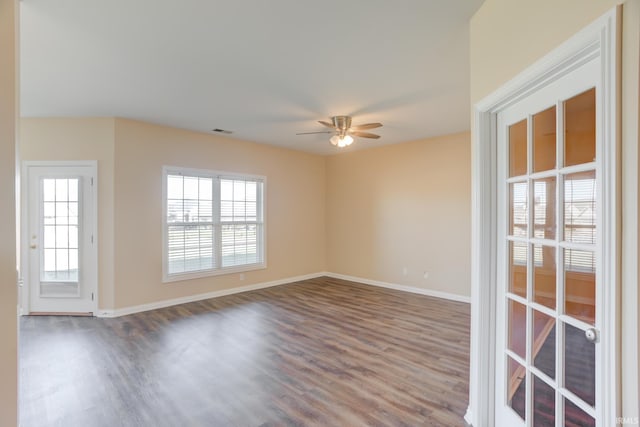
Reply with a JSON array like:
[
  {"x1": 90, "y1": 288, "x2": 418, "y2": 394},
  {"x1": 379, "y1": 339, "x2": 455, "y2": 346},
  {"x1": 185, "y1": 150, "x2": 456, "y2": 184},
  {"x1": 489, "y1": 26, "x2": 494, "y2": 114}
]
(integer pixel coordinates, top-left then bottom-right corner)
[{"x1": 19, "y1": 277, "x2": 470, "y2": 427}]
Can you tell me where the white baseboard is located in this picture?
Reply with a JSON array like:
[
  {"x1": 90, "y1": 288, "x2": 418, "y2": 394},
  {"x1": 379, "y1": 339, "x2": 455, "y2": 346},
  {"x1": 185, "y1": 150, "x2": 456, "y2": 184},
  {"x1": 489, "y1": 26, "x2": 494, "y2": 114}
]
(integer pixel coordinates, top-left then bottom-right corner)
[
  {"x1": 323, "y1": 272, "x2": 471, "y2": 304},
  {"x1": 96, "y1": 271, "x2": 470, "y2": 318},
  {"x1": 464, "y1": 407, "x2": 473, "y2": 426},
  {"x1": 96, "y1": 272, "x2": 325, "y2": 318}
]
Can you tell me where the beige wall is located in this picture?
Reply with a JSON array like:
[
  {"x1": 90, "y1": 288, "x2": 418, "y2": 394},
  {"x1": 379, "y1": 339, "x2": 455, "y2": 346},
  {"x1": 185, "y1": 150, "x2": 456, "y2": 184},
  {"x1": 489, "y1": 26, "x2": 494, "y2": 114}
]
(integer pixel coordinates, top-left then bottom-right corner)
[
  {"x1": 0, "y1": 0, "x2": 18, "y2": 425},
  {"x1": 470, "y1": 0, "x2": 640, "y2": 420},
  {"x1": 326, "y1": 132, "x2": 471, "y2": 298},
  {"x1": 470, "y1": 0, "x2": 622, "y2": 104},
  {"x1": 20, "y1": 118, "x2": 116, "y2": 309},
  {"x1": 19, "y1": 118, "x2": 326, "y2": 310},
  {"x1": 113, "y1": 118, "x2": 326, "y2": 308},
  {"x1": 21, "y1": 115, "x2": 469, "y2": 310}
]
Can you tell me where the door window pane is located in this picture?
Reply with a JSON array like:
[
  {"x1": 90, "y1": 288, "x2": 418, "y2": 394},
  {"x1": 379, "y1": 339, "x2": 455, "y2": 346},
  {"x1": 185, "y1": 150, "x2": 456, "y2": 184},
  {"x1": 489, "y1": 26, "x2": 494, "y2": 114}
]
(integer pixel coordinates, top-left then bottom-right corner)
[
  {"x1": 564, "y1": 88, "x2": 596, "y2": 166},
  {"x1": 564, "y1": 398, "x2": 595, "y2": 427},
  {"x1": 532, "y1": 309, "x2": 555, "y2": 380},
  {"x1": 533, "y1": 245, "x2": 556, "y2": 309},
  {"x1": 508, "y1": 299, "x2": 527, "y2": 359},
  {"x1": 509, "y1": 241, "x2": 527, "y2": 298},
  {"x1": 533, "y1": 177, "x2": 556, "y2": 240},
  {"x1": 41, "y1": 178, "x2": 80, "y2": 283},
  {"x1": 508, "y1": 356, "x2": 526, "y2": 422},
  {"x1": 533, "y1": 106, "x2": 556, "y2": 172},
  {"x1": 509, "y1": 119, "x2": 527, "y2": 177},
  {"x1": 533, "y1": 375, "x2": 555, "y2": 426},
  {"x1": 510, "y1": 182, "x2": 528, "y2": 237},
  {"x1": 564, "y1": 171, "x2": 596, "y2": 244},
  {"x1": 564, "y1": 323, "x2": 596, "y2": 407},
  {"x1": 564, "y1": 248, "x2": 596, "y2": 325}
]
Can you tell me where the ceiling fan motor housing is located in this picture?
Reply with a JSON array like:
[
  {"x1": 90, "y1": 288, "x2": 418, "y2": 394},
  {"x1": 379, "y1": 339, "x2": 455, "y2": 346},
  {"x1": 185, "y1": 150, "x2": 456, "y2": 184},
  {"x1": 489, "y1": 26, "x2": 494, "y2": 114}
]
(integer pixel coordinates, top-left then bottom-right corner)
[{"x1": 332, "y1": 116, "x2": 352, "y2": 132}]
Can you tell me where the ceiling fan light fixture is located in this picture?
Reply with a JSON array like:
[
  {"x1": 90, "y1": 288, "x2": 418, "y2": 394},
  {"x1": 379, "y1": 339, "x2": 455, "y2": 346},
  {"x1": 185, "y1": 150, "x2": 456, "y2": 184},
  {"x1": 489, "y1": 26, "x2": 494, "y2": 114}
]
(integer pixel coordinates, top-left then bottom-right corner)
[{"x1": 330, "y1": 134, "x2": 353, "y2": 148}]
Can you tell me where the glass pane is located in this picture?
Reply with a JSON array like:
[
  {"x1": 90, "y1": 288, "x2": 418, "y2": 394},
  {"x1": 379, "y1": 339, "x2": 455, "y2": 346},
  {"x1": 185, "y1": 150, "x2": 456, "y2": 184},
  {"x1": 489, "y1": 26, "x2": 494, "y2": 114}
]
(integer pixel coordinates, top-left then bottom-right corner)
[
  {"x1": 508, "y1": 299, "x2": 527, "y2": 359},
  {"x1": 221, "y1": 201, "x2": 232, "y2": 221},
  {"x1": 246, "y1": 201, "x2": 257, "y2": 221},
  {"x1": 533, "y1": 177, "x2": 556, "y2": 240},
  {"x1": 564, "y1": 248, "x2": 595, "y2": 325},
  {"x1": 233, "y1": 201, "x2": 245, "y2": 219},
  {"x1": 184, "y1": 176, "x2": 199, "y2": 200},
  {"x1": 198, "y1": 200, "x2": 212, "y2": 222},
  {"x1": 167, "y1": 175, "x2": 183, "y2": 199},
  {"x1": 183, "y1": 200, "x2": 198, "y2": 222},
  {"x1": 533, "y1": 245, "x2": 556, "y2": 309},
  {"x1": 221, "y1": 180, "x2": 233, "y2": 200},
  {"x1": 199, "y1": 178, "x2": 212, "y2": 201},
  {"x1": 56, "y1": 202, "x2": 69, "y2": 223},
  {"x1": 508, "y1": 356, "x2": 526, "y2": 422},
  {"x1": 221, "y1": 224, "x2": 260, "y2": 268},
  {"x1": 55, "y1": 179, "x2": 68, "y2": 201},
  {"x1": 533, "y1": 106, "x2": 556, "y2": 172},
  {"x1": 532, "y1": 309, "x2": 555, "y2": 380},
  {"x1": 509, "y1": 119, "x2": 527, "y2": 177},
  {"x1": 565, "y1": 88, "x2": 596, "y2": 167},
  {"x1": 69, "y1": 226, "x2": 78, "y2": 249},
  {"x1": 564, "y1": 171, "x2": 596, "y2": 244},
  {"x1": 246, "y1": 182, "x2": 257, "y2": 201},
  {"x1": 234, "y1": 181, "x2": 246, "y2": 201},
  {"x1": 55, "y1": 225, "x2": 69, "y2": 248},
  {"x1": 56, "y1": 248, "x2": 69, "y2": 271},
  {"x1": 509, "y1": 241, "x2": 527, "y2": 298},
  {"x1": 68, "y1": 202, "x2": 78, "y2": 220},
  {"x1": 167, "y1": 199, "x2": 183, "y2": 223},
  {"x1": 564, "y1": 398, "x2": 595, "y2": 427},
  {"x1": 68, "y1": 179, "x2": 78, "y2": 202},
  {"x1": 510, "y1": 182, "x2": 528, "y2": 237},
  {"x1": 44, "y1": 202, "x2": 55, "y2": 224},
  {"x1": 44, "y1": 226, "x2": 56, "y2": 249},
  {"x1": 533, "y1": 375, "x2": 555, "y2": 426},
  {"x1": 43, "y1": 248, "x2": 56, "y2": 272},
  {"x1": 43, "y1": 179, "x2": 56, "y2": 201},
  {"x1": 69, "y1": 249, "x2": 78, "y2": 271},
  {"x1": 564, "y1": 323, "x2": 595, "y2": 407}
]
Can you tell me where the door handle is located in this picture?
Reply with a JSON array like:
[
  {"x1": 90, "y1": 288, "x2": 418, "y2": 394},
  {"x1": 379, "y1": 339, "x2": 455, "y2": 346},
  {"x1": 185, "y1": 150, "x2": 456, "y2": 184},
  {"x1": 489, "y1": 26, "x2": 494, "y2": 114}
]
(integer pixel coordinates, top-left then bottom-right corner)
[
  {"x1": 585, "y1": 328, "x2": 599, "y2": 343},
  {"x1": 30, "y1": 244, "x2": 37, "y2": 249}
]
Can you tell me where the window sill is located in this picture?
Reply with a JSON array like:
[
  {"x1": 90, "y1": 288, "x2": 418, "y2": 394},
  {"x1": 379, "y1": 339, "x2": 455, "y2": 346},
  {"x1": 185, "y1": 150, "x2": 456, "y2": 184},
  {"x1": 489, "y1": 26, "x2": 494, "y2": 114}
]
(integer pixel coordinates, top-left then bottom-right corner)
[{"x1": 162, "y1": 263, "x2": 267, "y2": 283}]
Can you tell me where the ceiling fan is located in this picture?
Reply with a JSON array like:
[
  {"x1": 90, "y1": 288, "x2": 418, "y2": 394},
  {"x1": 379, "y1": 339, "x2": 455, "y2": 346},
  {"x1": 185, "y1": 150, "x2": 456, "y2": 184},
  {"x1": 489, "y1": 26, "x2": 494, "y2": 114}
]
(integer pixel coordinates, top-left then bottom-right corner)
[{"x1": 296, "y1": 116, "x2": 382, "y2": 147}]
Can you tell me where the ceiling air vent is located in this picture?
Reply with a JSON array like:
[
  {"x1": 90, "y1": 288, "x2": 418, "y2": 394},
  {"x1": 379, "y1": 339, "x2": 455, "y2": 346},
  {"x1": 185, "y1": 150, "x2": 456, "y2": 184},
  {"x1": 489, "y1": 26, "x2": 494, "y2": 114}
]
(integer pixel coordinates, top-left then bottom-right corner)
[{"x1": 212, "y1": 128, "x2": 233, "y2": 134}]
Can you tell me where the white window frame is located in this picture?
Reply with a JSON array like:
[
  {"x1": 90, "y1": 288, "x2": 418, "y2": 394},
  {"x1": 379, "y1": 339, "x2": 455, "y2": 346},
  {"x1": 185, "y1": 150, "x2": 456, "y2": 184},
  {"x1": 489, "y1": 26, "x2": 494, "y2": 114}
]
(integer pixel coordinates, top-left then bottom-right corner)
[{"x1": 162, "y1": 166, "x2": 266, "y2": 283}]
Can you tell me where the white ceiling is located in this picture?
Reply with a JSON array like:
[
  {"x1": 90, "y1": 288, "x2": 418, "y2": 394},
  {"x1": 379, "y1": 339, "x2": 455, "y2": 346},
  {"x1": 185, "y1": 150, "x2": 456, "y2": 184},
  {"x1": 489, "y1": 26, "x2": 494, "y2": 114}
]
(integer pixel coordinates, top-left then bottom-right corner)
[{"x1": 20, "y1": 0, "x2": 484, "y2": 155}]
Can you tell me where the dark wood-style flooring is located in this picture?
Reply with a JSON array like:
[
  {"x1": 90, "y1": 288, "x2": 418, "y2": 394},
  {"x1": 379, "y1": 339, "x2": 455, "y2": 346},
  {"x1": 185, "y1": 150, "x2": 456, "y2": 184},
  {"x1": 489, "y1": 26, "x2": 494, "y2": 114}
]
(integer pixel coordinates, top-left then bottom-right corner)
[{"x1": 19, "y1": 277, "x2": 470, "y2": 427}]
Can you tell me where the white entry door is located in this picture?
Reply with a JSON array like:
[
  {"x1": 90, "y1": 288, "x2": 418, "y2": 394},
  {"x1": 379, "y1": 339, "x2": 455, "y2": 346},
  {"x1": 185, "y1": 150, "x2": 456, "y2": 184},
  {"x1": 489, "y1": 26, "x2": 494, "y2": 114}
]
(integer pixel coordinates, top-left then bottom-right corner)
[
  {"x1": 495, "y1": 55, "x2": 605, "y2": 426},
  {"x1": 25, "y1": 162, "x2": 97, "y2": 314}
]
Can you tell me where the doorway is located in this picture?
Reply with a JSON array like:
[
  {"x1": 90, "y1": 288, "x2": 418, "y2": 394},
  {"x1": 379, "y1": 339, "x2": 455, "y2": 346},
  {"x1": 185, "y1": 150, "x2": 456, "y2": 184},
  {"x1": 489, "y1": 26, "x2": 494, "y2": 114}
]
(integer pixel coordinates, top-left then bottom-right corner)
[
  {"x1": 22, "y1": 161, "x2": 98, "y2": 315},
  {"x1": 467, "y1": 8, "x2": 619, "y2": 427},
  {"x1": 495, "y1": 57, "x2": 601, "y2": 426}
]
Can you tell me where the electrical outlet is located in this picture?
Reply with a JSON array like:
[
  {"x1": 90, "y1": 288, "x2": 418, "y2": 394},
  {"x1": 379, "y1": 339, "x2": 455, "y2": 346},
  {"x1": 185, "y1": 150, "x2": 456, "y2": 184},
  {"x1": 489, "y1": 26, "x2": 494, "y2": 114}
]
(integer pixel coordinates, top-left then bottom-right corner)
[
  {"x1": 423, "y1": 271, "x2": 429, "y2": 280},
  {"x1": 402, "y1": 267, "x2": 408, "y2": 276},
  {"x1": 239, "y1": 273, "x2": 245, "y2": 281}
]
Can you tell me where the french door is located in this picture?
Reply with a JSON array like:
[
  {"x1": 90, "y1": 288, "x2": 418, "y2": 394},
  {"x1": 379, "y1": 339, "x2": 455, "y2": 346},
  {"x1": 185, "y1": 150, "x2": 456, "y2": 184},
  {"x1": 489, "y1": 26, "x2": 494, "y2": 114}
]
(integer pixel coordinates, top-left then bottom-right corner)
[
  {"x1": 495, "y1": 56, "x2": 604, "y2": 426},
  {"x1": 24, "y1": 162, "x2": 97, "y2": 314}
]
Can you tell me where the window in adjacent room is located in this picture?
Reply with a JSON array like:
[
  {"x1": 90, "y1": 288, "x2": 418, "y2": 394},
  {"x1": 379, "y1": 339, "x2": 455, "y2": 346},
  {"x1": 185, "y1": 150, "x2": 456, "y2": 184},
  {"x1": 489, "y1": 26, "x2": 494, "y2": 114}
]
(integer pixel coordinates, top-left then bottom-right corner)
[{"x1": 163, "y1": 166, "x2": 265, "y2": 282}]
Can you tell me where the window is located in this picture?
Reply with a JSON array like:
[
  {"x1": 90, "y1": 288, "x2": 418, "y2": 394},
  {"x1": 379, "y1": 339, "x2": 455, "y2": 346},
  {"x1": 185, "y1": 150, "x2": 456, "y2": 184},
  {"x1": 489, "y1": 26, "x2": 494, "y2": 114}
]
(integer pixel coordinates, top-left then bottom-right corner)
[{"x1": 163, "y1": 167, "x2": 265, "y2": 282}]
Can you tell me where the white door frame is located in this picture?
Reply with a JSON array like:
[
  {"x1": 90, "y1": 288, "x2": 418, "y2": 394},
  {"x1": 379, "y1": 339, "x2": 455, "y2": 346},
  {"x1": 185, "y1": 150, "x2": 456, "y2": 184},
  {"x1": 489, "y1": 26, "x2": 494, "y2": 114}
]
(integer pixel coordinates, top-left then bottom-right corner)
[
  {"x1": 465, "y1": 8, "x2": 620, "y2": 427},
  {"x1": 20, "y1": 160, "x2": 99, "y2": 315}
]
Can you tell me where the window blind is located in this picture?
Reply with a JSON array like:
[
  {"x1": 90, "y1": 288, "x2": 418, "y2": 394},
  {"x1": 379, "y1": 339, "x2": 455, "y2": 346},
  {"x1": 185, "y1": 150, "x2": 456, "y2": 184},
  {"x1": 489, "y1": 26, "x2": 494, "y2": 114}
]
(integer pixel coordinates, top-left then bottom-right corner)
[{"x1": 164, "y1": 168, "x2": 265, "y2": 281}]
